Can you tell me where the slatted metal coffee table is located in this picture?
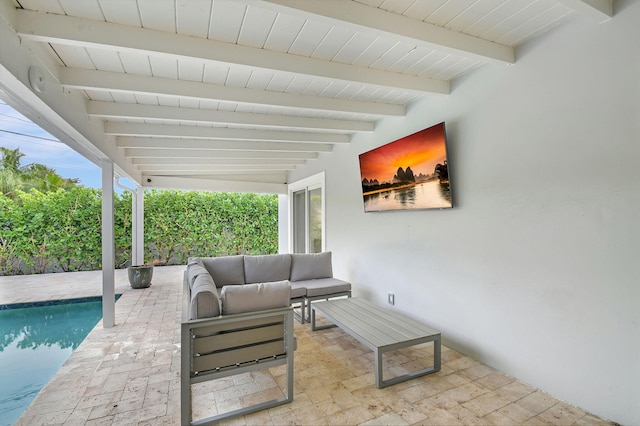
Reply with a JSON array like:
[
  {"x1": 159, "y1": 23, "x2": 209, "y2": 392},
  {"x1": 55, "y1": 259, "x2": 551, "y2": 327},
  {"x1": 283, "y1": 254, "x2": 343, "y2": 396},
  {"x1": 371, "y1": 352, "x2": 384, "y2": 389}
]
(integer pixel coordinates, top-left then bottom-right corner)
[{"x1": 311, "y1": 297, "x2": 441, "y2": 388}]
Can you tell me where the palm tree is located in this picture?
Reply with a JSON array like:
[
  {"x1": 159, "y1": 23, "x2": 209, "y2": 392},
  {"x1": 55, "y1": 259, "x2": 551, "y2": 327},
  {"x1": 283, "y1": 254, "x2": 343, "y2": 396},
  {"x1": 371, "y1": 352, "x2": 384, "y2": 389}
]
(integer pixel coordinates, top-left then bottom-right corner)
[
  {"x1": 0, "y1": 146, "x2": 79, "y2": 197},
  {"x1": 0, "y1": 167, "x2": 22, "y2": 196},
  {"x1": 0, "y1": 147, "x2": 25, "y2": 197}
]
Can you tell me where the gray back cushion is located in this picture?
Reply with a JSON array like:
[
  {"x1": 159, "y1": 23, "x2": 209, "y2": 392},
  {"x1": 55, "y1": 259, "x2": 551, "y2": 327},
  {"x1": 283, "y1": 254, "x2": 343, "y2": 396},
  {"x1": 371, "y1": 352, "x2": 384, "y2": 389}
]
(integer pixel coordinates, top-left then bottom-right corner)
[
  {"x1": 189, "y1": 273, "x2": 221, "y2": 319},
  {"x1": 200, "y1": 255, "x2": 245, "y2": 287},
  {"x1": 220, "y1": 280, "x2": 291, "y2": 315},
  {"x1": 290, "y1": 252, "x2": 333, "y2": 281},
  {"x1": 186, "y1": 258, "x2": 210, "y2": 289},
  {"x1": 244, "y1": 254, "x2": 291, "y2": 284}
]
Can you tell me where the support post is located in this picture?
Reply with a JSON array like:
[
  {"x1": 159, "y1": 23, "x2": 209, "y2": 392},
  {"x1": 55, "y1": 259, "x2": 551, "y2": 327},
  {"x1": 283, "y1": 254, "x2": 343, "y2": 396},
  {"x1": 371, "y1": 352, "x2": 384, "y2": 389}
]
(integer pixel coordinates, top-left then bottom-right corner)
[
  {"x1": 115, "y1": 179, "x2": 145, "y2": 266},
  {"x1": 135, "y1": 186, "x2": 144, "y2": 264},
  {"x1": 101, "y1": 160, "x2": 115, "y2": 328}
]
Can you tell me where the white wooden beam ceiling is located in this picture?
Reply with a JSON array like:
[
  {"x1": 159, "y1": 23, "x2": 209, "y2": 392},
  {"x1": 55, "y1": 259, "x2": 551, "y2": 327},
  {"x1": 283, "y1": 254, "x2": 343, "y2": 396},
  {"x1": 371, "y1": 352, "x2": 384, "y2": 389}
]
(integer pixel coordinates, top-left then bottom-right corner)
[
  {"x1": 58, "y1": 68, "x2": 405, "y2": 117},
  {"x1": 557, "y1": 0, "x2": 613, "y2": 22},
  {"x1": 87, "y1": 101, "x2": 375, "y2": 133},
  {"x1": 3, "y1": 0, "x2": 617, "y2": 192},
  {"x1": 116, "y1": 137, "x2": 334, "y2": 153},
  {"x1": 15, "y1": 9, "x2": 450, "y2": 95},
  {"x1": 259, "y1": 0, "x2": 515, "y2": 64},
  {"x1": 104, "y1": 122, "x2": 350, "y2": 144}
]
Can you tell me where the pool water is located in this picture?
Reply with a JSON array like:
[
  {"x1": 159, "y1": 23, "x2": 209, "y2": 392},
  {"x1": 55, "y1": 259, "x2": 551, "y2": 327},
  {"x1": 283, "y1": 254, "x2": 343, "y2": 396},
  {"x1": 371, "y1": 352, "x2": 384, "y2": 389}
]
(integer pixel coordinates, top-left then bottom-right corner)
[{"x1": 0, "y1": 297, "x2": 116, "y2": 425}]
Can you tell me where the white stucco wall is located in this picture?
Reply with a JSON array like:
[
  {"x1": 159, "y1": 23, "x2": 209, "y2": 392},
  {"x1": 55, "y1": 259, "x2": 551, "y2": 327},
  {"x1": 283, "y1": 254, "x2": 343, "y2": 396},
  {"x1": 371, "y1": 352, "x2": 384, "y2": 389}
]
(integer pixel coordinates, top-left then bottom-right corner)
[{"x1": 288, "y1": 2, "x2": 640, "y2": 424}]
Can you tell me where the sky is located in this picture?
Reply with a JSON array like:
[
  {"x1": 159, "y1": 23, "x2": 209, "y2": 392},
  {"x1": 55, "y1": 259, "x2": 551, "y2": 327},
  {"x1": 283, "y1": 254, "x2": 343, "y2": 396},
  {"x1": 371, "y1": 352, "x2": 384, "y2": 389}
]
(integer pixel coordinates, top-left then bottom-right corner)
[
  {"x1": 0, "y1": 101, "x2": 102, "y2": 189},
  {"x1": 358, "y1": 122, "x2": 448, "y2": 183}
]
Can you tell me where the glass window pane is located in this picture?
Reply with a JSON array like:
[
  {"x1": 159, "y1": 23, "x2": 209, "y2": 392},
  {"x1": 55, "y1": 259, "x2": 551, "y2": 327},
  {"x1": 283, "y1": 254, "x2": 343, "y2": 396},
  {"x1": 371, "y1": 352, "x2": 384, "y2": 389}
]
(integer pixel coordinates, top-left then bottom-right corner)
[
  {"x1": 308, "y1": 188, "x2": 322, "y2": 253},
  {"x1": 293, "y1": 190, "x2": 306, "y2": 253}
]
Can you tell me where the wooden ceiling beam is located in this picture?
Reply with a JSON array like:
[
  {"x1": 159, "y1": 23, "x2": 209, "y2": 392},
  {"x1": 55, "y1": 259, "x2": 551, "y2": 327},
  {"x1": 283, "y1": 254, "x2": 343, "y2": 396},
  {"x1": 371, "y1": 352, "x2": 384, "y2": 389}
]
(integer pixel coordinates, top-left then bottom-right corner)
[
  {"x1": 259, "y1": 0, "x2": 514, "y2": 64},
  {"x1": 59, "y1": 68, "x2": 404, "y2": 117},
  {"x1": 88, "y1": 101, "x2": 374, "y2": 133},
  {"x1": 105, "y1": 122, "x2": 348, "y2": 144},
  {"x1": 556, "y1": 0, "x2": 613, "y2": 22},
  {"x1": 15, "y1": 9, "x2": 448, "y2": 95},
  {"x1": 116, "y1": 137, "x2": 333, "y2": 152}
]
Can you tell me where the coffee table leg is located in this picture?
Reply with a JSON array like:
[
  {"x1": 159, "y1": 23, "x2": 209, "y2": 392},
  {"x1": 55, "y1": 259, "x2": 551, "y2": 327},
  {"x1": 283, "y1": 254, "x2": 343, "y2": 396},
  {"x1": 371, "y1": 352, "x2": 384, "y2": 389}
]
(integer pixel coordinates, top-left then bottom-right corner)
[
  {"x1": 375, "y1": 349, "x2": 383, "y2": 389},
  {"x1": 376, "y1": 337, "x2": 442, "y2": 388},
  {"x1": 310, "y1": 307, "x2": 338, "y2": 331},
  {"x1": 434, "y1": 335, "x2": 441, "y2": 372}
]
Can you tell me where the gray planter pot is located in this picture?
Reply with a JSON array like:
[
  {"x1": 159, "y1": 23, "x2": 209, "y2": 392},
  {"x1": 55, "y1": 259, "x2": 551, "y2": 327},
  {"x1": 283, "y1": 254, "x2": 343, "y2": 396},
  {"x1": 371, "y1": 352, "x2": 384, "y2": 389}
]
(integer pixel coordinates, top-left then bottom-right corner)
[{"x1": 128, "y1": 265, "x2": 153, "y2": 289}]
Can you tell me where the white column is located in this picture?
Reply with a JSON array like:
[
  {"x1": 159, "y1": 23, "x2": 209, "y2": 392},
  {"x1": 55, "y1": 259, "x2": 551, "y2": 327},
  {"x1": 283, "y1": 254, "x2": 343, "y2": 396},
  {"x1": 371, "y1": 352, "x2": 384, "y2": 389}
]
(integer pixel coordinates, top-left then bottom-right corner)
[
  {"x1": 278, "y1": 194, "x2": 289, "y2": 254},
  {"x1": 101, "y1": 160, "x2": 115, "y2": 328},
  {"x1": 135, "y1": 186, "x2": 144, "y2": 264}
]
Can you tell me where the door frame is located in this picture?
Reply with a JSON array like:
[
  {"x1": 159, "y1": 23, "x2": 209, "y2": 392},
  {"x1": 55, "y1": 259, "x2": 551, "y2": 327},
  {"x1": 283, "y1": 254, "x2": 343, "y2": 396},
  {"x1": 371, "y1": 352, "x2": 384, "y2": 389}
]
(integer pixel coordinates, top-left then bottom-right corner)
[{"x1": 288, "y1": 172, "x2": 325, "y2": 253}]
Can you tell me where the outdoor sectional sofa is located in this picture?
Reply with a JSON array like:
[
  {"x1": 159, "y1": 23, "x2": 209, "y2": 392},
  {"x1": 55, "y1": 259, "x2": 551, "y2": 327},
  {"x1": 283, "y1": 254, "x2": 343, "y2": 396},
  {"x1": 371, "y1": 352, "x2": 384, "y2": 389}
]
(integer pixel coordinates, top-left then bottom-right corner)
[
  {"x1": 187, "y1": 252, "x2": 351, "y2": 324},
  {"x1": 180, "y1": 252, "x2": 351, "y2": 424}
]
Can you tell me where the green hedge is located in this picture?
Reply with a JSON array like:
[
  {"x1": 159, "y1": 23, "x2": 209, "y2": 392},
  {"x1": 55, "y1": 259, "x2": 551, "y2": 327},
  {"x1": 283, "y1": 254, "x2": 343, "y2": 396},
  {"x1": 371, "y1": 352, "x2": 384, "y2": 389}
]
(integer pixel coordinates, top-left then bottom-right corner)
[{"x1": 0, "y1": 188, "x2": 278, "y2": 275}]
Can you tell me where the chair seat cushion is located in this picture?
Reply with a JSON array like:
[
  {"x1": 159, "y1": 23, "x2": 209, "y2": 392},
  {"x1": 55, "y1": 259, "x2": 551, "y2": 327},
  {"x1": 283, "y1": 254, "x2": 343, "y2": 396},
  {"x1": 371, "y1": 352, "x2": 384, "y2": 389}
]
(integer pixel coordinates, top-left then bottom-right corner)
[
  {"x1": 299, "y1": 278, "x2": 351, "y2": 297},
  {"x1": 221, "y1": 280, "x2": 291, "y2": 315},
  {"x1": 289, "y1": 281, "x2": 307, "y2": 299}
]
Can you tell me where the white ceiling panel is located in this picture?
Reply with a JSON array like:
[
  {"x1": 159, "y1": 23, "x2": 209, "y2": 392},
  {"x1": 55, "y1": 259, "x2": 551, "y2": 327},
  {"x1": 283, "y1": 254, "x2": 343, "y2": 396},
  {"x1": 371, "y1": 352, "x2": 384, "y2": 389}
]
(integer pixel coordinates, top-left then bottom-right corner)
[
  {"x1": 149, "y1": 56, "x2": 179, "y2": 79},
  {"x1": 119, "y1": 52, "x2": 152, "y2": 75},
  {"x1": 17, "y1": 0, "x2": 64, "y2": 13},
  {"x1": 400, "y1": 0, "x2": 450, "y2": 21},
  {"x1": 86, "y1": 49, "x2": 124, "y2": 73},
  {"x1": 350, "y1": 37, "x2": 398, "y2": 68},
  {"x1": 310, "y1": 27, "x2": 357, "y2": 61},
  {"x1": 176, "y1": 0, "x2": 212, "y2": 37},
  {"x1": 6, "y1": 0, "x2": 613, "y2": 191},
  {"x1": 50, "y1": 43, "x2": 94, "y2": 69},
  {"x1": 178, "y1": 61, "x2": 205, "y2": 83},
  {"x1": 58, "y1": 0, "x2": 104, "y2": 20},
  {"x1": 263, "y1": 13, "x2": 306, "y2": 52},
  {"x1": 209, "y1": 0, "x2": 245, "y2": 43},
  {"x1": 138, "y1": 0, "x2": 176, "y2": 32},
  {"x1": 496, "y1": 4, "x2": 573, "y2": 45},
  {"x1": 99, "y1": 0, "x2": 140, "y2": 26},
  {"x1": 370, "y1": 40, "x2": 422, "y2": 70},
  {"x1": 238, "y1": 6, "x2": 277, "y2": 48},
  {"x1": 445, "y1": 0, "x2": 508, "y2": 32},
  {"x1": 288, "y1": 20, "x2": 333, "y2": 56},
  {"x1": 332, "y1": 32, "x2": 379, "y2": 65},
  {"x1": 427, "y1": 0, "x2": 477, "y2": 27}
]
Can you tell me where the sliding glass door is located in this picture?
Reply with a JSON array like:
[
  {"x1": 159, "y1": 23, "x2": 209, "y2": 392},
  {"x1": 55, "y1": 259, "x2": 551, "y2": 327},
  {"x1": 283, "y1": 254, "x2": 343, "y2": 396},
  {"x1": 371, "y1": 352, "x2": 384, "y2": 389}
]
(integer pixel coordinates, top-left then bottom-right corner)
[{"x1": 289, "y1": 172, "x2": 325, "y2": 254}]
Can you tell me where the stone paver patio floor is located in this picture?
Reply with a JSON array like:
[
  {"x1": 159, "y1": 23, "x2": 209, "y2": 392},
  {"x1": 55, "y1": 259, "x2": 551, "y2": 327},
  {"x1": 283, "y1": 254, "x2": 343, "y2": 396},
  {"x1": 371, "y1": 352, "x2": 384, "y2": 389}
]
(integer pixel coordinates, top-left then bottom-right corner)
[{"x1": 0, "y1": 266, "x2": 612, "y2": 425}]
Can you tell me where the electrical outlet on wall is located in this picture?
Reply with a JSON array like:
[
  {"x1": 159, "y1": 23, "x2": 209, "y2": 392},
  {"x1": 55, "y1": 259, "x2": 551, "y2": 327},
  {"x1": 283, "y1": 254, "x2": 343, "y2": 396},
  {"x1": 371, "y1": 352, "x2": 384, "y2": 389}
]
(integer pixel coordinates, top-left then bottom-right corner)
[{"x1": 388, "y1": 293, "x2": 395, "y2": 305}]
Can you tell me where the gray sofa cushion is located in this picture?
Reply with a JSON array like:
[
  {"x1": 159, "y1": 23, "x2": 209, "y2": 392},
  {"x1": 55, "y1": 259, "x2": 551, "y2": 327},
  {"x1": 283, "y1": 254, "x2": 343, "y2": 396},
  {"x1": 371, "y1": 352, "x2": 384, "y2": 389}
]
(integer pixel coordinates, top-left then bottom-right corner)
[
  {"x1": 290, "y1": 252, "x2": 333, "y2": 281},
  {"x1": 289, "y1": 281, "x2": 307, "y2": 299},
  {"x1": 244, "y1": 254, "x2": 291, "y2": 284},
  {"x1": 299, "y1": 277, "x2": 351, "y2": 297},
  {"x1": 189, "y1": 273, "x2": 221, "y2": 319},
  {"x1": 200, "y1": 255, "x2": 245, "y2": 287},
  {"x1": 221, "y1": 280, "x2": 291, "y2": 315},
  {"x1": 186, "y1": 258, "x2": 210, "y2": 289}
]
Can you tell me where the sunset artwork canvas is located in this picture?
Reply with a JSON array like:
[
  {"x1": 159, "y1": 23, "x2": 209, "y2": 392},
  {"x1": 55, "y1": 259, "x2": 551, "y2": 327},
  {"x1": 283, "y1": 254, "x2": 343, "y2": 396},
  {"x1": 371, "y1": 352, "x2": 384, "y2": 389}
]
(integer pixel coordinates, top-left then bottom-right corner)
[{"x1": 358, "y1": 122, "x2": 452, "y2": 212}]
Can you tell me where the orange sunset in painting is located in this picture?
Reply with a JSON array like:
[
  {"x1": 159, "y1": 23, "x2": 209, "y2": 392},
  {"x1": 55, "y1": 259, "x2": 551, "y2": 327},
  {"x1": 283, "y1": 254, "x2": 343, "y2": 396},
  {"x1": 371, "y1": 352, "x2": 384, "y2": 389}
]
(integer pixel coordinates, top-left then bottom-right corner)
[{"x1": 358, "y1": 122, "x2": 452, "y2": 212}]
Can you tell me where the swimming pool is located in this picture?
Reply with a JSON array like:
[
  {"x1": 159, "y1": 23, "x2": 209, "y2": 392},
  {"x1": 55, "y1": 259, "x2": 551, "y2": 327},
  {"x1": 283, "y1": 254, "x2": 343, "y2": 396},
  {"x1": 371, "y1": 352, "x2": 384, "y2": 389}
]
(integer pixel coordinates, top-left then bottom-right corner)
[{"x1": 0, "y1": 296, "x2": 119, "y2": 425}]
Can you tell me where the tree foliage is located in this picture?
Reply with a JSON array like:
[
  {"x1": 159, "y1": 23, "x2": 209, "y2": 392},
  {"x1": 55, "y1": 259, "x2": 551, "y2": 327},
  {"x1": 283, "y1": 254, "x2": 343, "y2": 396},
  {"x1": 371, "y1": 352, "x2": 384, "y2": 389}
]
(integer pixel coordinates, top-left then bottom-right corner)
[
  {"x1": 0, "y1": 147, "x2": 79, "y2": 198},
  {"x1": 0, "y1": 188, "x2": 278, "y2": 275}
]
